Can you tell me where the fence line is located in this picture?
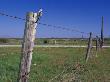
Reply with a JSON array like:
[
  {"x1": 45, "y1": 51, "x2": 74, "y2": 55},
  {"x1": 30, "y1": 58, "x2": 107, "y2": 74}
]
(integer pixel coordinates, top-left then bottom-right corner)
[{"x1": 0, "y1": 10, "x2": 108, "y2": 82}]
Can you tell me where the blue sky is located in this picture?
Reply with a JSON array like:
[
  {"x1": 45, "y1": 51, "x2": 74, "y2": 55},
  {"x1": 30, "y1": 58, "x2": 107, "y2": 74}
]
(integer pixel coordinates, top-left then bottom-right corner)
[{"x1": 0, "y1": 0, "x2": 109, "y2": 38}]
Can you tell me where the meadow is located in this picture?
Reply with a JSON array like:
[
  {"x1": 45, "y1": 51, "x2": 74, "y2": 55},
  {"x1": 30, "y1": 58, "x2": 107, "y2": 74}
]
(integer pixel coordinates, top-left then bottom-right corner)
[{"x1": 0, "y1": 47, "x2": 110, "y2": 82}]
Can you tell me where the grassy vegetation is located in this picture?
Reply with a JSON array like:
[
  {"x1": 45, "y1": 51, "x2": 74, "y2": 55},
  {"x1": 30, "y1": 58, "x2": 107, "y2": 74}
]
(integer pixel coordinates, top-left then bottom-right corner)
[
  {"x1": 0, "y1": 38, "x2": 22, "y2": 45},
  {"x1": 0, "y1": 47, "x2": 110, "y2": 82},
  {"x1": 0, "y1": 38, "x2": 110, "y2": 46}
]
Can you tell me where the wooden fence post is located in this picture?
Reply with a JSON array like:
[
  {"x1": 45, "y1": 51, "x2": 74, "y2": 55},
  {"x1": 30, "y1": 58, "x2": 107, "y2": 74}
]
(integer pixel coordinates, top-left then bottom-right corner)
[
  {"x1": 85, "y1": 32, "x2": 92, "y2": 62},
  {"x1": 96, "y1": 36, "x2": 99, "y2": 51},
  {"x1": 100, "y1": 16, "x2": 104, "y2": 48},
  {"x1": 17, "y1": 9, "x2": 42, "y2": 82},
  {"x1": 96, "y1": 36, "x2": 99, "y2": 57},
  {"x1": 99, "y1": 38, "x2": 101, "y2": 48}
]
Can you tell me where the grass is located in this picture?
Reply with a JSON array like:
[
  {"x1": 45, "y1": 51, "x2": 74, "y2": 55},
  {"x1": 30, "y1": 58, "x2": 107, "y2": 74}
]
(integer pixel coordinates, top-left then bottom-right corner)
[{"x1": 0, "y1": 47, "x2": 110, "y2": 82}]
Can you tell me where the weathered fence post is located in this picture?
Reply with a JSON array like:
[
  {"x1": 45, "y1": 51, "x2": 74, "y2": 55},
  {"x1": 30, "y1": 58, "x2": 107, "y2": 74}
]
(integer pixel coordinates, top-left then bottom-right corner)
[
  {"x1": 96, "y1": 36, "x2": 99, "y2": 51},
  {"x1": 96, "y1": 36, "x2": 99, "y2": 57},
  {"x1": 85, "y1": 32, "x2": 92, "y2": 62},
  {"x1": 99, "y1": 38, "x2": 101, "y2": 48},
  {"x1": 17, "y1": 9, "x2": 42, "y2": 82},
  {"x1": 100, "y1": 16, "x2": 104, "y2": 48}
]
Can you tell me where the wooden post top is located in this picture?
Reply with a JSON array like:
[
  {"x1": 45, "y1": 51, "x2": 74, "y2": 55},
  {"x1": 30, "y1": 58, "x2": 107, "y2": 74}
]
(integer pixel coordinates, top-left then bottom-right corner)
[{"x1": 26, "y1": 9, "x2": 42, "y2": 22}]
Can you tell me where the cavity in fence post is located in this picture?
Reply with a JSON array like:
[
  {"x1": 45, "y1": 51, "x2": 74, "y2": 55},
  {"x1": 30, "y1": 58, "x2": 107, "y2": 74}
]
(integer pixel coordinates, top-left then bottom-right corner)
[
  {"x1": 96, "y1": 36, "x2": 99, "y2": 57},
  {"x1": 17, "y1": 9, "x2": 42, "y2": 82},
  {"x1": 85, "y1": 32, "x2": 92, "y2": 62}
]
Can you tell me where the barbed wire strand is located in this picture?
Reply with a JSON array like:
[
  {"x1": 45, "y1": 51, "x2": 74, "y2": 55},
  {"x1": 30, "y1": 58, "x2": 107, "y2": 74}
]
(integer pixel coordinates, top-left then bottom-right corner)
[
  {"x1": 0, "y1": 11, "x2": 99, "y2": 37},
  {"x1": 48, "y1": 65, "x2": 74, "y2": 82}
]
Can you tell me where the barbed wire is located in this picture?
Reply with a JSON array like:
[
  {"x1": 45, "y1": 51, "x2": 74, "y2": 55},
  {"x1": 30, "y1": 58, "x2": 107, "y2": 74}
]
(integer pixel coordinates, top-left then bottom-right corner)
[
  {"x1": 0, "y1": 12, "x2": 25, "y2": 21},
  {"x1": 48, "y1": 63, "x2": 83, "y2": 82},
  {"x1": 38, "y1": 22, "x2": 90, "y2": 35},
  {"x1": 0, "y1": 11, "x2": 100, "y2": 37}
]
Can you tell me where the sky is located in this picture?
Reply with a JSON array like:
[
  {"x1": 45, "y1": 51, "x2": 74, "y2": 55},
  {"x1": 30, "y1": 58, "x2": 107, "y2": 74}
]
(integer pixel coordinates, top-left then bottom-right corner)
[{"x1": 0, "y1": 0, "x2": 109, "y2": 38}]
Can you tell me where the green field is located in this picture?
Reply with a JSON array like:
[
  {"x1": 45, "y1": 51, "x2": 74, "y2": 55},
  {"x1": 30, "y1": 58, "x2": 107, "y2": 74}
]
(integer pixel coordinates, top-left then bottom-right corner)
[
  {"x1": 0, "y1": 38, "x2": 110, "y2": 45},
  {"x1": 0, "y1": 47, "x2": 110, "y2": 82}
]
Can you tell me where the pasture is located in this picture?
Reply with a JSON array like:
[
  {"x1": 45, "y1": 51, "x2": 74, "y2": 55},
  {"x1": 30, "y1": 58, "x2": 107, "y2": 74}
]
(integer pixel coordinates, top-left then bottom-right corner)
[
  {"x1": 0, "y1": 38, "x2": 110, "y2": 46},
  {"x1": 0, "y1": 47, "x2": 110, "y2": 82}
]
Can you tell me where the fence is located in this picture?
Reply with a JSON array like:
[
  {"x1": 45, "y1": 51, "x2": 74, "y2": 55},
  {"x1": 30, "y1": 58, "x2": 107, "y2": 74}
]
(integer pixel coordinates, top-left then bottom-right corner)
[{"x1": 0, "y1": 10, "x2": 107, "y2": 82}]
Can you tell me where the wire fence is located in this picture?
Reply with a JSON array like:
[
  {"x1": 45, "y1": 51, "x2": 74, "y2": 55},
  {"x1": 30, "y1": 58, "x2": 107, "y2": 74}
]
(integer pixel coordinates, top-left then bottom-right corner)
[
  {"x1": 0, "y1": 11, "x2": 109, "y2": 82},
  {"x1": 0, "y1": 11, "x2": 109, "y2": 47},
  {"x1": 0, "y1": 11, "x2": 100, "y2": 38}
]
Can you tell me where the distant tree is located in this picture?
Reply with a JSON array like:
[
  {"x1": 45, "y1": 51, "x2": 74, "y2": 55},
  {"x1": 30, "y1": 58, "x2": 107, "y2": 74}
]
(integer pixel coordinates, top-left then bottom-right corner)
[
  {"x1": 43, "y1": 40, "x2": 48, "y2": 44},
  {"x1": 0, "y1": 38, "x2": 9, "y2": 43}
]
